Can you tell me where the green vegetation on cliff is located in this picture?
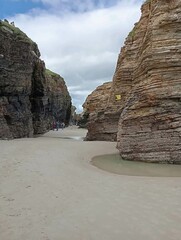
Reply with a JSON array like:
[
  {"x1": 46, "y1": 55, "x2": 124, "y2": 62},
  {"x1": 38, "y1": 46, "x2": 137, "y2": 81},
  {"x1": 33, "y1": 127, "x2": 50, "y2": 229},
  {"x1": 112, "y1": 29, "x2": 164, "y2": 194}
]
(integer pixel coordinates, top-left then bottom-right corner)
[
  {"x1": 128, "y1": 25, "x2": 137, "y2": 39},
  {"x1": 0, "y1": 20, "x2": 34, "y2": 44},
  {"x1": 45, "y1": 69, "x2": 60, "y2": 78}
]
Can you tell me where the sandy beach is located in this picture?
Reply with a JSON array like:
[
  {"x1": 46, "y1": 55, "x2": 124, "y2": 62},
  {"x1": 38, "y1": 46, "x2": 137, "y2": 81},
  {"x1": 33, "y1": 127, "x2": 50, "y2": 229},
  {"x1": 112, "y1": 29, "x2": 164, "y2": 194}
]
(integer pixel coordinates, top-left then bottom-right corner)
[{"x1": 0, "y1": 126, "x2": 181, "y2": 240}]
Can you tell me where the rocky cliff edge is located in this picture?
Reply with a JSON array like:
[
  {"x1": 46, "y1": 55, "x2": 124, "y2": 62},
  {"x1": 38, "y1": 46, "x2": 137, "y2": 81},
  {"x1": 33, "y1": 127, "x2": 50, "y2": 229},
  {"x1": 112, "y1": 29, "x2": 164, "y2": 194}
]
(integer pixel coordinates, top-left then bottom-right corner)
[{"x1": 0, "y1": 20, "x2": 71, "y2": 139}]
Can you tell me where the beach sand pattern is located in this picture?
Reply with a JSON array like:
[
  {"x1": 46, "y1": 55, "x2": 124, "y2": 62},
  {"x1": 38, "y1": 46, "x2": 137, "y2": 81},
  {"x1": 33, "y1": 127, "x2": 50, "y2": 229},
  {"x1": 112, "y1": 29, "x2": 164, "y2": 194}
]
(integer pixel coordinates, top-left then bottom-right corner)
[{"x1": 0, "y1": 127, "x2": 181, "y2": 240}]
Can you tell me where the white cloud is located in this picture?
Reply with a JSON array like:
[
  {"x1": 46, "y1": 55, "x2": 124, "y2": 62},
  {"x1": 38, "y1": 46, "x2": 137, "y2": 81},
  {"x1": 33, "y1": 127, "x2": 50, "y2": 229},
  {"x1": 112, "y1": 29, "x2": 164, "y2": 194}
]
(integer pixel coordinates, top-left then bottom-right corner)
[
  {"x1": 22, "y1": 0, "x2": 131, "y2": 11},
  {"x1": 10, "y1": 0, "x2": 142, "y2": 112}
]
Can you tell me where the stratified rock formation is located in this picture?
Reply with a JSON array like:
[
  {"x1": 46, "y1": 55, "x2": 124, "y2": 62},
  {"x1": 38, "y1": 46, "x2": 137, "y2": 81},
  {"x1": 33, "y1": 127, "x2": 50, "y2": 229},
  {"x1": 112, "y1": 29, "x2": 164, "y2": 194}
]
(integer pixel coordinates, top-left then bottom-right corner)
[
  {"x1": 32, "y1": 69, "x2": 71, "y2": 134},
  {"x1": 0, "y1": 20, "x2": 71, "y2": 139},
  {"x1": 82, "y1": 82, "x2": 114, "y2": 140},
  {"x1": 117, "y1": 0, "x2": 181, "y2": 163},
  {"x1": 84, "y1": 0, "x2": 181, "y2": 163}
]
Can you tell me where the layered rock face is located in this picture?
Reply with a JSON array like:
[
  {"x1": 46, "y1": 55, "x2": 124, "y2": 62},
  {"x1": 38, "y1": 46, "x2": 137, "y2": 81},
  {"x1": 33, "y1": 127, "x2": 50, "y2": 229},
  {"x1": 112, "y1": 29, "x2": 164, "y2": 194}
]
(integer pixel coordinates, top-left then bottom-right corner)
[
  {"x1": 0, "y1": 20, "x2": 71, "y2": 139},
  {"x1": 84, "y1": 0, "x2": 181, "y2": 163},
  {"x1": 82, "y1": 82, "x2": 115, "y2": 140},
  {"x1": 117, "y1": 0, "x2": 181, "y2": 163},
  {"x1": 32, "y1": 68, "x2": 71, "y2": 134}
]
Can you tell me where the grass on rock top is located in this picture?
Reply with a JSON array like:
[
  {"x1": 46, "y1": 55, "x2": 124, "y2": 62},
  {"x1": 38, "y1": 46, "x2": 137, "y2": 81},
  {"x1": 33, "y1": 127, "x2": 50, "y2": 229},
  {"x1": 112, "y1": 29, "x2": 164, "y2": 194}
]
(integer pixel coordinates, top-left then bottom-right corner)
[
  {"x1": 45, "y1": 69, "x2": 64, "y2": 81},
  {"x1": 45, "y1": 69, "x2": 61, "y2": 78},
  {"x1": 0, "y1": 20, "x2": 34, "y2": 44}
]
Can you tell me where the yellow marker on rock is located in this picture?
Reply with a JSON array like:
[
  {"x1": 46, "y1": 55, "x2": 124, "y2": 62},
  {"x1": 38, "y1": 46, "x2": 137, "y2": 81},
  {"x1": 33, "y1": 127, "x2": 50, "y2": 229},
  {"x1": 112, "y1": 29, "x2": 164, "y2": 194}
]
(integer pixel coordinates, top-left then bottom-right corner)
[{"x1": 115, "y1": 94, "x2": 121, "y2": 100}]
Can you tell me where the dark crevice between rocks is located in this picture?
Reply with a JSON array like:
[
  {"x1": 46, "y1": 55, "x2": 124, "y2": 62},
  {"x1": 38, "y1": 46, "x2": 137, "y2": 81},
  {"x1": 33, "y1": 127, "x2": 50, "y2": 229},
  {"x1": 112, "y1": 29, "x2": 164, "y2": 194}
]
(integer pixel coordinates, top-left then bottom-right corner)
[{"x1": 30, "y1": 61, "x2": 48, "y2": 135}]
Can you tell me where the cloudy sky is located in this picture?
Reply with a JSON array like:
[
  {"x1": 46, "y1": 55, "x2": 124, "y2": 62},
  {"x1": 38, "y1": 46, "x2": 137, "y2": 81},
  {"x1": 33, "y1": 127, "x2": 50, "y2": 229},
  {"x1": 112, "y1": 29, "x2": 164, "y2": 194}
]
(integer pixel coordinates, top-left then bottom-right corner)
[{"x1": 1, "y1": 0, "x2": 143, "y2": 112}]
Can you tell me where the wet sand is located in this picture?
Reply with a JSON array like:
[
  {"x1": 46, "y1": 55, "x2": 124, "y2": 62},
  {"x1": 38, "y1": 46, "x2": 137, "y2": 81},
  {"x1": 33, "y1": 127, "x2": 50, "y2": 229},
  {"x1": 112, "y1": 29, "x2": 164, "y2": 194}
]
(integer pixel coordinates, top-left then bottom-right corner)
[
  {"x1": 92, "y1": 154, "x2": 181, "y2": 177},
  {"x1": 0, "y1": 126, "x2": 181, "y2": 240}
]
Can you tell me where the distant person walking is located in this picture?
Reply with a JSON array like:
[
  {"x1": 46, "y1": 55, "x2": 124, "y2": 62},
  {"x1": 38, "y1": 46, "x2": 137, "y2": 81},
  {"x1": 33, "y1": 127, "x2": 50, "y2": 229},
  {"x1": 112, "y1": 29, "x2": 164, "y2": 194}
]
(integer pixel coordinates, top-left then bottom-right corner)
[
  {"x1": 61, "y1": 122, "x2": 65, "y2": 130},
  {"x1": 56, "y1": 121, "x2": 60, "y2": 131},
  {"x1": 52, "y1": 121, "x2": 56, "y2": 131}
]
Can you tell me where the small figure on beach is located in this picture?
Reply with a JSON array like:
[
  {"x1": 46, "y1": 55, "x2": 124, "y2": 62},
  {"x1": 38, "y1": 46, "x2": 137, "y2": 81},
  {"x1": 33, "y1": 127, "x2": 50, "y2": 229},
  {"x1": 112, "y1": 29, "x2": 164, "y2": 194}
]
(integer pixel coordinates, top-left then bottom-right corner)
[
  {"x1": 56, "y1": 121, "x2": 60, "y2": 131},
  {"x1": 61, "y1": 122, "x2": 65, "y2": 130},
  {"x1": 52, "y1": 121, "x2": 56, "y2": 131}
]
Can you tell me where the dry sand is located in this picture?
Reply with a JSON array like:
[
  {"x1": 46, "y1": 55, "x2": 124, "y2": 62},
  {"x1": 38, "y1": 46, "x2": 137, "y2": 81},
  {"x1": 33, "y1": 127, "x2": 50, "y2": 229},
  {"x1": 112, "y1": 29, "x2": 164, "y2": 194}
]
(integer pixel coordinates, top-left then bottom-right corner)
[{"x1": 0, "y1": 126, "x2": 181, "y2": 240}]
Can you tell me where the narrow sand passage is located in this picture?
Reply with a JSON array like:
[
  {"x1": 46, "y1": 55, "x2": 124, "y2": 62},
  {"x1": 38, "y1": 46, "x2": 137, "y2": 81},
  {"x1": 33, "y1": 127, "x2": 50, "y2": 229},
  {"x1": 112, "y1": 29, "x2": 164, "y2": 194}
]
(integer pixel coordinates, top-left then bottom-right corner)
[{"x1": 0, "y1": 127, "x2": 181, "y2": 240}]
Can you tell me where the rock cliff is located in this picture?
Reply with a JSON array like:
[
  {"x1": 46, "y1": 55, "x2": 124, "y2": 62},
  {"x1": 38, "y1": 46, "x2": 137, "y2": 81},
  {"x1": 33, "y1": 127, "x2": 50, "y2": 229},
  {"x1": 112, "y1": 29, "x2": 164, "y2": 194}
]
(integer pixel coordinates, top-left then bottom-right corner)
[
  {"x1": 0, "y1": 20, "x2": 71, "y2": 139},
  {"x1": 84, "y1": 0, "x2": 181, "y2": 163},
  {"x1": 82, "y1": 82, "x2": 114, "y2": 140},
  {"x1": 117, "y1": 0, "x2": 181, "y2": 163}
]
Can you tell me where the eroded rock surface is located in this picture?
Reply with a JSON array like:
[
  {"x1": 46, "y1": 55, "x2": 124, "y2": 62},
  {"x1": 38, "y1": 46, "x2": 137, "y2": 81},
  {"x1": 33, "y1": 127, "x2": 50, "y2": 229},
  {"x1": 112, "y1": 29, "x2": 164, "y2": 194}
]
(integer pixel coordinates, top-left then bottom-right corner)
[
  {"x1": 82, "y1": 82, "x2": 115, "y2": 140},
  {"x1": 84, "y1": 0, "x2": 181, "y2": 163},
  {"x1": 0, "y1": 20, "x2": 71, "y2": 139},
  {"x1": 117, "y1": 0, "x2": 181, "y2": 163}
]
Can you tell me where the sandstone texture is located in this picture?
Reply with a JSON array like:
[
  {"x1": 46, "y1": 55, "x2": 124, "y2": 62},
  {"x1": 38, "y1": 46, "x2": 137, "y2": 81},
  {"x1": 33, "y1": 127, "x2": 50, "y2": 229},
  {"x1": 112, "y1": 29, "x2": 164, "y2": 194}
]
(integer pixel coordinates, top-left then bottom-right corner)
[
  {"x1": 117, "y1": 0, "x2": 181, "y2": 163},
  {"x1": 0, "y1": 20, "x2": 71, "y2": 139},
  {"x1": 82, "y1": 82, "x2": 117, "y2": 140},
  {"x1": 84, "y1": 0, "x2": 181, "y2": 163}
]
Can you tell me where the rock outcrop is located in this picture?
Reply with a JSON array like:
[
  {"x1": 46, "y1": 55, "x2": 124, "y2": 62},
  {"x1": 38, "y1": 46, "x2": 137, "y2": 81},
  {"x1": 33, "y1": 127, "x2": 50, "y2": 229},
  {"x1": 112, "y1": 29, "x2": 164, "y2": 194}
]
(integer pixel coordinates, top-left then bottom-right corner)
[
  {"x1": 84, "y1": 0, "x2": 181, "y2": 163},
  {"x1": 32, "y1": 68, "x2": 71, "y2": 134},
  {"x1": 0, "y1": 20, "x2": 71, "y2": 139},
  {"x1": 82, "y1": 82, "x2": 115, "y2": 140},
  {"x1": 117, "y1": 0, "x2": 181, "y2": 163}
]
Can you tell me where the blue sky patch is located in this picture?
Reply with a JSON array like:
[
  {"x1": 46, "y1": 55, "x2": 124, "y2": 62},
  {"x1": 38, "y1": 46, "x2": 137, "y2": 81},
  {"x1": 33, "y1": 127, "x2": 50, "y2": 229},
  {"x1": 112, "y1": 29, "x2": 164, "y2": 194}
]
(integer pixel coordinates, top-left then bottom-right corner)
[{"x1": 0, "y1": 0, "x2": 44, "y2": 19}]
